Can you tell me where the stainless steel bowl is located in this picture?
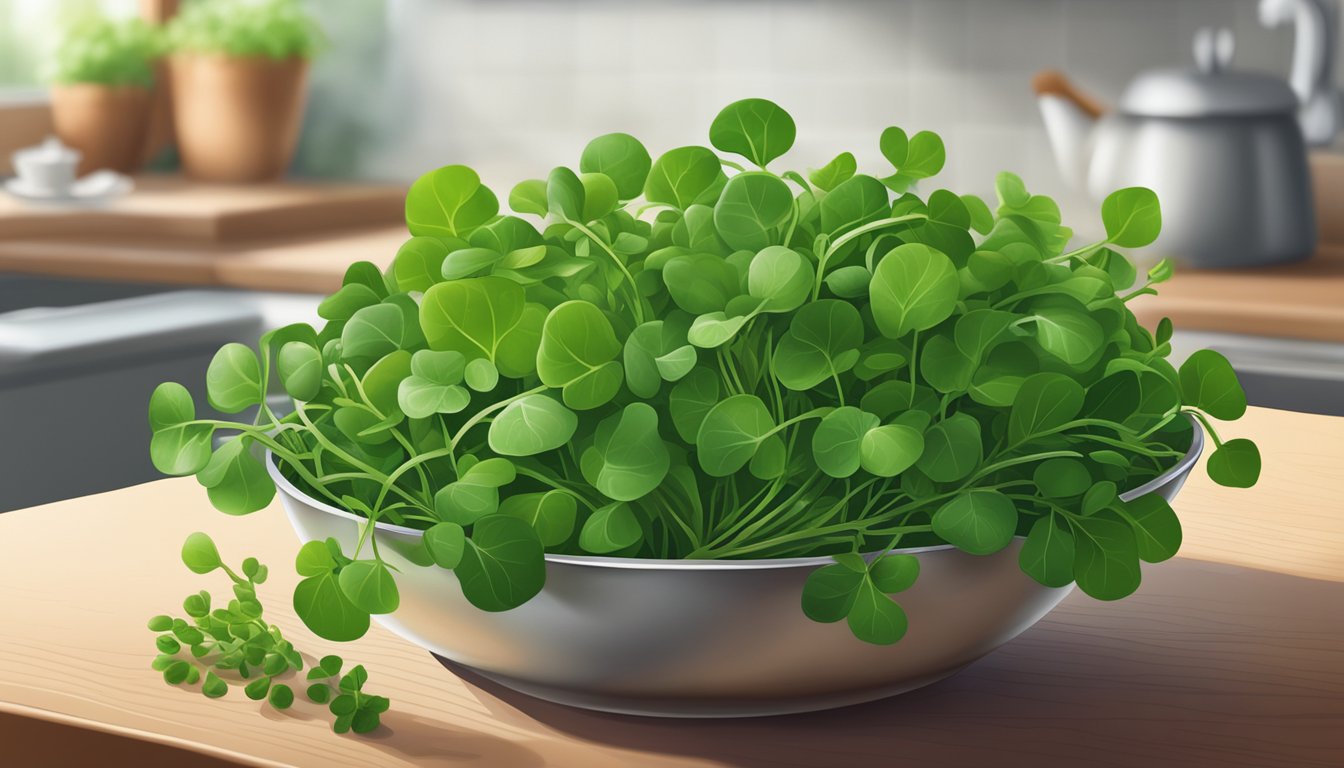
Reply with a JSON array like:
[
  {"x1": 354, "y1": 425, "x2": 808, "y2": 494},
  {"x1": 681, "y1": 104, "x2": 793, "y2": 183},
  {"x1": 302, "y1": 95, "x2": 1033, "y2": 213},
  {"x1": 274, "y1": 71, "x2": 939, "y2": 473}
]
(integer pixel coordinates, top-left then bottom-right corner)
[{"x1": 270, "y1": 423, "x2": 1202, "y2": 718}]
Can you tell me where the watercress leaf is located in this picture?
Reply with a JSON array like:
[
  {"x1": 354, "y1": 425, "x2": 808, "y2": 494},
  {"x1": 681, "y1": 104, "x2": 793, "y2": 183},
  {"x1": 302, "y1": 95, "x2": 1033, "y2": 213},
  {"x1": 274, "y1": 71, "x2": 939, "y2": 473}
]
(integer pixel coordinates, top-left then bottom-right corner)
[
  {"x1": 1207, "y1": 438, "x2": 1261, "y2": 488},
  {"x1": 590, "y1": 403, "x2": 671, "y2": 501},
  {"x1": 206, "y1": 343, "x2": 263, "y2": 412},
  {"x1": 846, "y1": 578, "x2": 909, "y2": 645},
  {"x1": 713, "y1": 172, "x2": 793, "y2": 251},
  {"x1": 881, "y1": 129, "x2": 945, "y2": 190},
  {"x1": 361, "y1": 349, "x2": 412, "y2": 417},
  {"x1": 148, "y1": 381, "x2": 195, "y2": 431},
  {"x1": 420, "y1": 276, "x2": 525, "y2": 362},
  {"x1": 687, "y1": 311, "x2": 751, "y2": 349},
  {"x1": 1031, "y1": 306, "x2": 1103, "y2": 365},
  {"x1": 546, "y1": 166, "x2": 585, "y2": 221},
  {"x1": 508, "y1": 179, "x2": 548, "y2": 217},
  {"x1": 181, "y1": 532, "x2": 223, "y2": 574},
  {"x1": 961, "y1": 194, "x2": 994, "y2": 235},
  {"x1": 390, "y1": 237, "x2": 452, "y2": 292},
  {"x1": 645, "y1": 146, "x2": 726, "y2": 209},
  {"x1": 869, "y1": 554, "x2": 920, "y2": 594},
  {"x1": 809, "y1": 151, "x2": 857, "y2": 191},
  {"x1": 655, "y1": 345, "x2": 697, "y2": 382},
  {"x1": 580, "y1": 132, "x2": 652, "y2": 200},
  {"x1": 774, "y1": 299, "x2": 864, "y2": 391},
  {"x1": 464, "y1": 358, "x2": 499, "y2": 392},
  {"x1": 819, "y1": 174, "x2": 889, "y2": 235},
  {"x1": 318, "y1": 283, "x2": 380, "y2": 322},
  {"x1": 669, "y1": 368, "x2": 720, "y2": 443},
  {"x1": 1117, "y1": 494, "x2": 1182, "y2": 563},
  {"x1": 1009, "y1": 372, "x2": 1084, "y2": 445},
  {"x1": 488, "y1": 394, "x2": 578, "y2": 456},
  {"x1": 337, "y1": 560, "x2": 400, "y2": 615},
  {"x1": 434, "y1": 479, "x2": 499, "y2": 525},
  {"x1": 932, "y1": 489, "x2": 1017, "y2": 555},
  {"x1": 1101, "y1": 186, "x2": 1162, "y2": 248},
  {"x1": 748, "y1": 245, "x2": 813, "y2": 312},
  {"x1": 954, "y1": 309, "x2": 1017, "y2": 361},
  {"x1": 749, "y1": 435, "x2": 787, "y2": 479},
  {"x1": 1082, "y1": 480, "x2": 1118, "y2": 515},
  {"x1": 398, "y1": 377, "x2": 469, "y2": 418},
  {"x1": 499, "y1": 491, "x2": 577, "y2": 548},
  {"x1": 278, "y1": 341, "x2": 323, "y2": 401},
  {"x1": 800, "y1": 564, "x2": 864, "y2": 623},
  {"x1": 295, "y1": 539, "x2": 337, "y2": 577},
  {"x1": 293, "y1": 572, "x2": 371, "y2": 642},
  {"x1": 1019, "y1": 514, "x2": 1076, "y2": 587},
  {"x1": 870, "y1": 243, "x2": 959, "y2": 338},
  {"x1": 919, "y1": 334, "x2": 975, "y2": 394},
  {"x1": 879, "y1": 126, "x2": 909, "y2": 169},
  {"x1": 1071, "y1": 511, "x2": 1142, "y2": 600},
  {"x1": 406, "y1": 165, "x2": 498, "y2": 238},
  {"x1": 537, "y1": 301, "x2": 623, "y2": 409},
  {"x1": 812, "y1": 407, "x2": 880, "y2": 478},
  {"x1": 915, "y1": 412, "x2": 982, "y2": 483},
  {"x1": 1033, "y1": 458, "x2": 1091, "y2": 499},
  {"x1": 696, "y1": 394, "x2": 776, "y2": 476},
  {"x1": 579, "y1": 172, "x2": 619, "y2": 220},
  {"x1": 663, "y1": 252, "x2": 741, "y2": 314},
  {"x1": 1148, "y1": 257, "x2": 1175, "y2": 284},
  {"x1": 823, "y1": 265, "x2": 871, "y2": 298},
  {"x1": 859, "y1": 424, "x2": 924, "y2": 478},
  {"x1": 148, "y1": 386, "x2": 212, "y2": 476},
  {"x1": 1178, "y1": 349, "x2": 1247, "y2": 420},
  {"x1": 269, "y1": 684, "x2": 294, "y2": 710},
  {"x1": 197, "y1": 437, "x2": 275, "y2": 515},
  {"x1": 341, "y1": 301, "x2": 423, "y2": 361},
  {"x1": 455, "y1": 515, "x2": 545, "y2": 612},
  {"x1": 709, "y1": 97, "x2": 796, "y2": 167},
  {"x1": 424, "y1": 522, "x2": 466, "y2": 569},
  {"x1": 440, "y1": 247, "x2": 503, "y2": 280},
  {"x1": 579, "y1": 502, "x2": 643, "y2": 554}
]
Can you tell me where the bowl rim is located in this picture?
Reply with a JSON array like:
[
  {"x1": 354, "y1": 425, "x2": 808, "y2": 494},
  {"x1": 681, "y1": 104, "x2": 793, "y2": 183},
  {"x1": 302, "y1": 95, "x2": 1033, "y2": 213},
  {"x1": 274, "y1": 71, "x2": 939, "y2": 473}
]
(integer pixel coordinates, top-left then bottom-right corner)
[{"x1": 266, "y1": 415, "x2": 1202, "y2": 571}]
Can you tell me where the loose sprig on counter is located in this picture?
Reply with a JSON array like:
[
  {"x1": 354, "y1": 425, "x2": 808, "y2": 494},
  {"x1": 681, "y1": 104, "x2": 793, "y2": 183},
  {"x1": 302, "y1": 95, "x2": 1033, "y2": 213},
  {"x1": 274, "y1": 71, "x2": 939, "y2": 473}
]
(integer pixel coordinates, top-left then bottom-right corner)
[{"x1": 148, "y1": 532, "x2": 388, "y2": 734}]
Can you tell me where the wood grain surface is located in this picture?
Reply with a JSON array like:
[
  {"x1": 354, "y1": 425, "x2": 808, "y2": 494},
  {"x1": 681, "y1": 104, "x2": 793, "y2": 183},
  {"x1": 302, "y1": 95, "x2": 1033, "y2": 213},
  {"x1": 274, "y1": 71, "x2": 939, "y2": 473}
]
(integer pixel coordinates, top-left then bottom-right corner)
[
  {"x1": 0, "y1": 176, "x2": 404, "y2": 243},
  {"x1": 0, "y1": 406, "x2": 1340, "y2": 767}
]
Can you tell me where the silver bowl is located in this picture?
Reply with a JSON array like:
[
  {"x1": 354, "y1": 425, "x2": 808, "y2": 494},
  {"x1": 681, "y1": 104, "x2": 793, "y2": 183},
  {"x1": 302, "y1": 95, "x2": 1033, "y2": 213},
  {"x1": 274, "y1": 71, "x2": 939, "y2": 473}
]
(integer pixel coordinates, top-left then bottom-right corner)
[{"x1": 270, "y1": 423, "x2": 1202, "y2": 718}]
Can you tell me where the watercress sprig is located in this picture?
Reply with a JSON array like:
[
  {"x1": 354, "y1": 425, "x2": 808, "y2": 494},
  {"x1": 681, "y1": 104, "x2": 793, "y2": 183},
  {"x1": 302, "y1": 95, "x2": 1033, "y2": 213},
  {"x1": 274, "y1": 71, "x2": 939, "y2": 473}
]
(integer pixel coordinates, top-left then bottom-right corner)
[
  {"x1": 149, "y1": 98, "x2": 1261, "y2": 647},
  {"x1": 149, "y1": 533, "x2": 388, "y2": 733}
]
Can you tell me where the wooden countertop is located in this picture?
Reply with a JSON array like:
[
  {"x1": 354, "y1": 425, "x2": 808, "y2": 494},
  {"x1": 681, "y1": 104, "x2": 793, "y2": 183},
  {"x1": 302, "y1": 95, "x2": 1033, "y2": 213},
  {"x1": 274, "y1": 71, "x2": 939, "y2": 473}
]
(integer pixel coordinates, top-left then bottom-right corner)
[{"x1": 0, "y1": 405, "x2": 1341, "y2": 767}]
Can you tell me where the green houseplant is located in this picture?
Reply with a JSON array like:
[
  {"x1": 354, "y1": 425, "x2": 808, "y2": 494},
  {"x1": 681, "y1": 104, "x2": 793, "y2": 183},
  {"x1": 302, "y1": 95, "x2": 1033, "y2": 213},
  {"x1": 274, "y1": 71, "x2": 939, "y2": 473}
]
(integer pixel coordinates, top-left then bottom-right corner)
[
  {"x1": 49, "y1": 16, "x2": 162, "y2": 174},
  {"x1": 149, "y1": 99, "x2": 1259, "y2": 658},
  {"x1": 164, "y1": 0, "x2": 323, "y2": 181}
]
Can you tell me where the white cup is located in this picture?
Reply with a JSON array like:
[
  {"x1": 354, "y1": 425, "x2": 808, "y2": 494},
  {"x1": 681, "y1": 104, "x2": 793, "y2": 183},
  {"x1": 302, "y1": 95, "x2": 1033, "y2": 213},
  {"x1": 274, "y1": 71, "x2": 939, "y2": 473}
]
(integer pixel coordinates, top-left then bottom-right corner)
[{"x1": 11, "y1": 137, "x2": 81, "y2": 195}]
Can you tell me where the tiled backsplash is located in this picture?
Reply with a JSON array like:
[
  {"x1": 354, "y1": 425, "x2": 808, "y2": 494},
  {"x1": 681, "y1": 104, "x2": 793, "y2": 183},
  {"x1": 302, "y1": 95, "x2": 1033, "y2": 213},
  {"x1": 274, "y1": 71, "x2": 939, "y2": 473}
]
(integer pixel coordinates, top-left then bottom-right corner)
[{"x1": 311, "y1": 0, "x2": 1304, "y2": 233}]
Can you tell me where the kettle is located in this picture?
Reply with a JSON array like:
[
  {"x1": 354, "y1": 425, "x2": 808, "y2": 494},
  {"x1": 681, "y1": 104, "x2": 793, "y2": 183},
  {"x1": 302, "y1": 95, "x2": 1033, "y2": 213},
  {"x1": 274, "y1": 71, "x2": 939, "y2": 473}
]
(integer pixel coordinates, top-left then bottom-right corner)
[{"x1": 1034, "y1": 26, "x2": 1317, "y2": 268}]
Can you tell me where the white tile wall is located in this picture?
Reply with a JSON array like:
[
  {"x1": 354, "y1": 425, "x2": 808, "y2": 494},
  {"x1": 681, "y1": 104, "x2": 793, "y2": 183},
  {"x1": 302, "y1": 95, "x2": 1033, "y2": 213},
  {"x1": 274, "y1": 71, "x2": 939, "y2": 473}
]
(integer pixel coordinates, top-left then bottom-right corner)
[{"x1": 316, "y1": 0, "x2": 1310, "y2": 236}]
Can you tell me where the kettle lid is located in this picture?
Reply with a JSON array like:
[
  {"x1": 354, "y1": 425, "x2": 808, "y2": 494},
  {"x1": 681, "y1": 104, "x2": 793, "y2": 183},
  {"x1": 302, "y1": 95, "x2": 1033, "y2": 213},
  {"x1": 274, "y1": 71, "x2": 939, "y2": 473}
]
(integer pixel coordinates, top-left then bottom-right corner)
[{"x1": 1120, "y1": 27, "x2": 1299, "y2": 118}]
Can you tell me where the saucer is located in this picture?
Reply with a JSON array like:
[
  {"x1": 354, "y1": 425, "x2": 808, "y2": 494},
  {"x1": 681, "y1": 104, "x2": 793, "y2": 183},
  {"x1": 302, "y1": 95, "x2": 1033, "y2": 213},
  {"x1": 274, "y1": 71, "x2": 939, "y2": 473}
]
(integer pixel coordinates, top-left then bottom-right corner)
[{"x1": 5, "y1": 171, "x2": 133, "y2": 204}]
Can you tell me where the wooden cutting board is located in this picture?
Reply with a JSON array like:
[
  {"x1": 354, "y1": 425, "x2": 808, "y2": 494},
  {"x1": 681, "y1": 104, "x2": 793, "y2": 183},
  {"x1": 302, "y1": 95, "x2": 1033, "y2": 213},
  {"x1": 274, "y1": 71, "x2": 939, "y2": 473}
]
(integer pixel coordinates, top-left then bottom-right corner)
[
  {"x1": 0, "y1": 175, "x2": 405, "y2": 243},
  {"x1": 0, "y1": 406, "x2": 1341, "y2": 767}
]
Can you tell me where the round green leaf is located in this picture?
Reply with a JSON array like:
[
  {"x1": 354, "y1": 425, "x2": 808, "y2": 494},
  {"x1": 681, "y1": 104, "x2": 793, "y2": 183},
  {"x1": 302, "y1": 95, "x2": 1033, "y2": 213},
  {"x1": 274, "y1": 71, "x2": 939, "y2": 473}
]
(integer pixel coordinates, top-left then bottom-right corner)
[
  {"x1": 869, "y1": 553, "x2": 920, "y2": 594},
  {"x1": 812, "y1": 407, "x2": 879, "y2": 479},
  {"x1": 663, "y1": 252, "x2": 741, "y2": 315},
  {"x1": 709, "y1": 98, "x2": 796, "y2": 167},
  {"x1": 932, "y1": 490, "x2": 1018, "y2": 555},
  {"x1": 580, "y1": 132, "x2": 652, "y2": 200},
  {"x1": 1118, "y1": 494, "x2": 1182, "y2": 563},
  {"x1": 774, "y1": 299, "x2": 864, "y2": 391},
  {"x1": 1032, "y1": 458, "x2": 1091, "y2": 499},
  {"x1": 1009, "y1": 372, "x2": 1084, "y2": 445},
  {"x1": 1101, "y1": 186, "x2": 1161, "y2": 248},
  {"x1": 645, "y1": 146, "x2": 725, "y2": 209},
  {"x1": 1031, "y1": 306, "x2": 1103, "y2": 365},
  {"x1": 1019, "y1": 514, "x2": 1076, "y2": 587},
  {"x1": 579, "y1": 502, "x2": 643, "y2": 554},
  {"x1": 669, "y1": 368, "x2": 720, "y2": 443},
  {"x1": 1178, "y1": 349, "x2": 1247, "y2": 420},
  {"x1": 196, "y1": 436, "x2": 275, "y2": 515},
  {"x1": 588, "y1": 403, "x2": 671, "y2": 501},
  {"x1": 206, "y1": 343, "x2": 262, "y2": 413},
  {"x1": 424, "y1": 522, "x2": 466, "y2": 569},
  {"x1": 508, "y1": 179, "x2": 548, "y2": 217},
  {"x1": 406, "y1": 165, "x2": 499, "y2": 238},
  {"x1": 696, "y1": 394, "x2": 776, "y2": 477},
  {"x1": 277, "y1": 341, "x2": 323, "y2": 401},
  {"x1": 455, "y1": 515, "x2": 546, "y2": 612},
  {"x1": 801, "y1": 563, "x2": 864, "y2": 623},
  {"x1": 391, "y1": 236, "x2": 452, "y2": 292},
  {"x1": 859, "y1": 424, "x2": 924, "y2": 478},
  {"x1": 1071, "y1": 511, "x2": 1142, "y2": 600},
  {"x1": 747, "y1": 245, "x2": 813, "y2": 312},
  {"x1": 464, "y1": 358, "x2": 499, "y2": 392},
  {"x1": 420, "y1": 277, "x2": 525, "y2": 361},
  {"x1": 809, "y1": 151, "x2": 857, "y2": 191},
  {"x1": 293, "y1": 572, "x2": 371, "y2": 642},
  {"x1": 499, "y1": 491, "x2": 578, "y2": 548},
  {"x1": 713, "y1": 172, "x2": 793, "y2": 251},
  {"x1": 915, "y1": 412, "x2": 982, "y2": 483},
  {"x1": 148, "y1": 383, "x2": 212, "y2": 476},
  {"x1": 846, "y1": 579, "x2": 909, "y2": 645},
  {"x1": 398, "y1": 377, "x2": 470, "y2": 418},
  {"x1": 537, "y1": 301, "x2": 623, "y2": 409},
  {"x1": 579, "y1": 172, "x2": 619, "y2": 220},
  {"x1": 819, "y1": 173, "x2": 889, "y2": 235},
  {"x1": 487, "y1": 394, "x2": 578, "y2": 457},
  {"x1": 337, "y1": 560, "x2": 400, "y2": 615},
  {"x1": 181, "y1": 532, "x2": 222, "y2": 574},
  {"x1": 870, "y1": 243, "x2": 959, "y2": 339},
  {"x1": 1206, "y1": 437, "x2": 1261, "y2": 488}
]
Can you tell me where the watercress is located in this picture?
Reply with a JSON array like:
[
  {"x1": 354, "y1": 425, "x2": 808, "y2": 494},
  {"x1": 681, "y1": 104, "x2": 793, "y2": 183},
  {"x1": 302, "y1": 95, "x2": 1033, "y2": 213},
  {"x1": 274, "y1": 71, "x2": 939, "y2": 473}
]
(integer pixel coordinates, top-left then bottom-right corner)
[
  {"x1": 167, "y1": 0, "x2": 323, "y2": 60},
  {"x1": 149, "y1": 98, "x2": 1260, "y2": 647},
  {"x1": 51, "y1": 16, "x2": 162, "y2": 88},
  {"x1": 150, "y1": 533, "x2": 388, "y2": 733}
]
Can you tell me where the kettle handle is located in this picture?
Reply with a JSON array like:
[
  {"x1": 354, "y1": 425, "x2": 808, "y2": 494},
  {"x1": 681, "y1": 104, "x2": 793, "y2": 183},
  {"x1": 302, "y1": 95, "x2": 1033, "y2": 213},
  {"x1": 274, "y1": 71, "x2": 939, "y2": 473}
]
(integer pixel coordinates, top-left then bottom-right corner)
[{"x1": 1031, "y1": 70, "x2": 1106, "y2": 119}]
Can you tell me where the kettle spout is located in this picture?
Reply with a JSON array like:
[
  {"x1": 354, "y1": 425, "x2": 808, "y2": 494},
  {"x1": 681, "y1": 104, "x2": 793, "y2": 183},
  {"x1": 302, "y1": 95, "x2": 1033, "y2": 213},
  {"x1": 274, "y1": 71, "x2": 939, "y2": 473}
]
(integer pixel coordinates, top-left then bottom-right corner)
[{"x1": 1032, "y1": 70, "x2": 1106, "y2": 191}]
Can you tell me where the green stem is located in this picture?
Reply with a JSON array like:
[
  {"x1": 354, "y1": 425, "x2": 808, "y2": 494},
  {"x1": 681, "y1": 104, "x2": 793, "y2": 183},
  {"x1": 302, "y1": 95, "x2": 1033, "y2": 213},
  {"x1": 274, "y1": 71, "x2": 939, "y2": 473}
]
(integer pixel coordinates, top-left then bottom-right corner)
[
  {"x1": 813, "y1": 214, "x2": 928, "y2": 299},
  {"x1": 566, "y1": 219, "x2": 646, "y2": 323}
]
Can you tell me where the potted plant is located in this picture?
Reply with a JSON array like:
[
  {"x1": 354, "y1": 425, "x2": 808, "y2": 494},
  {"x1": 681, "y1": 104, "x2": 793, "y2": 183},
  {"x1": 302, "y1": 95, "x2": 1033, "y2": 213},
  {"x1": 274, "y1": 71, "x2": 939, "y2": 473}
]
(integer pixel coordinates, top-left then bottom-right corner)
[
  {"x1": 149, "y1": 99, "x2": 1261, "y2": 717},
  {"x1": 49, "y1": 16, "x2": 162, "y2": 175},
  {"x1": 164, "y1": 0, "x2": 322, "y2": 182}
]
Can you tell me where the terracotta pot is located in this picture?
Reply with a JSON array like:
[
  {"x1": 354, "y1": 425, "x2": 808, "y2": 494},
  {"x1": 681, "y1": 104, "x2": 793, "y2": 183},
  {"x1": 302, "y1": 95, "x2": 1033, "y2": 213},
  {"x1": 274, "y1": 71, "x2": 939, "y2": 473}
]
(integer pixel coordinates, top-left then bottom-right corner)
[
  {"x1": 169, "y1": 54, "x2": 309, "y2": 183},
  {"x1": 50, "y1": 84, "x2": 153, "y2": 175}
]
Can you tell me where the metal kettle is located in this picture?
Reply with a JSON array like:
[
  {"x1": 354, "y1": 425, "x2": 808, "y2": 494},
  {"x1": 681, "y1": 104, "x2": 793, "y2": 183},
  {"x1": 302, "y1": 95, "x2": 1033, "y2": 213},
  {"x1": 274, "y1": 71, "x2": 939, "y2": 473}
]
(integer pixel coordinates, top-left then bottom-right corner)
[{"x1": 1034, "y1": 27, "x2": 1316, "y2": 268}]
